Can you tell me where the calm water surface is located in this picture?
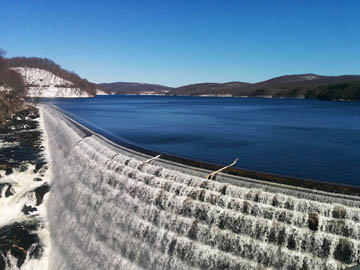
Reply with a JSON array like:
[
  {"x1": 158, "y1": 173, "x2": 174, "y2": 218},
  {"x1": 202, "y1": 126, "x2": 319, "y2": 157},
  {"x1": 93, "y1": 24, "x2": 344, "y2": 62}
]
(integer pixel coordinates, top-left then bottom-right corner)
[{"x1": 47, "y1": 95, "x2": 360, "y2": 186}]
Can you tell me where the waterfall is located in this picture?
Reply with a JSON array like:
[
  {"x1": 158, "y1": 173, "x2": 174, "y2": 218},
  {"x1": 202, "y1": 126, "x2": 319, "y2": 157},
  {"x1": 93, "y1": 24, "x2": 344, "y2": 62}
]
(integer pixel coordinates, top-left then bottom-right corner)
[{"x1": 41, "y1": 105, "x2": 360, "y2": 270}]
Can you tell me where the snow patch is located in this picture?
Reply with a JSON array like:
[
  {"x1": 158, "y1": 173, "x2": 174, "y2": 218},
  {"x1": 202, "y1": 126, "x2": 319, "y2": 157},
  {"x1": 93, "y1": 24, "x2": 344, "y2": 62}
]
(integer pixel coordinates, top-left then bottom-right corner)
[
  {"x1": 26, "y1": 86, "x2": 90, "y2": 98},
  {"x1": 11, "y1": 67, "x2": 91, "y2": 98},
  {"x1": 301, "y1": 75, "x2": 319, "y2": 80},
  {"x1": 12, "y1": 67, "x2": 72, "y2": 86},
  {"x1": 96, "y1": 89, "x2": 109, "y2": 95},
  {"x1": 0, "y1": 85, "x2": 12, "y2": 93}
]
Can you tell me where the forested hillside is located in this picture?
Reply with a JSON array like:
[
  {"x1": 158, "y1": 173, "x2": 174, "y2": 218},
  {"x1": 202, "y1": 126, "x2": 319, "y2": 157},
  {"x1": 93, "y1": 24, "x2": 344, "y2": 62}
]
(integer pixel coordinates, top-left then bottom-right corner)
[
  {"x1": 305, "y1": 81, "x2": 360, "y2": 100},
  {"x1": 2, "y1": 50, "x2": 360, "y2": 102},
  {"x1": 97, "y1": 74, "x2": 360, "y2": 101},
  {"x1": 169, "y1": 74, "x2": 360, "y2": 101},
  {"x1": 97, "y1": 81, "x2": 172, "y2": 95},
  {"x1": 0, "y1": 50, "x2": 25, "y2": 124}
]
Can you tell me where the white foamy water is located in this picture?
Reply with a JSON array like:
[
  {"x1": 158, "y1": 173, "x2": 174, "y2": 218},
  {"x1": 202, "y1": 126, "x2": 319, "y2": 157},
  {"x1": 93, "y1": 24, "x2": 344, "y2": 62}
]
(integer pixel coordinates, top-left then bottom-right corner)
[
  {"x1": 0, "y1": 108, "x2": 51, "y2": 270},
  {"x1": 41, "y1": 104, "x2": 360, "y2": 270}
]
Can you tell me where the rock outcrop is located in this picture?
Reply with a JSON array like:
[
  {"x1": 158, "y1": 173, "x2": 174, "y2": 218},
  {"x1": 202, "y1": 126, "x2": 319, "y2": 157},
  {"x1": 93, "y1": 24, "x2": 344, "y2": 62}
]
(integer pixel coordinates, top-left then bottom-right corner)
[{"x1": 12, "y1": 67, "x2": 92, "y2": 98}]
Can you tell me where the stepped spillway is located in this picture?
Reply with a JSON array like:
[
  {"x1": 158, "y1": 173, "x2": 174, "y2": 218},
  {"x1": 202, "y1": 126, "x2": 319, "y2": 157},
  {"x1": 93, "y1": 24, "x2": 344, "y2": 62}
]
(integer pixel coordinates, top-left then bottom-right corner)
[{"x1": 41, "y1": 104, "x2": 360, "y2": 270}]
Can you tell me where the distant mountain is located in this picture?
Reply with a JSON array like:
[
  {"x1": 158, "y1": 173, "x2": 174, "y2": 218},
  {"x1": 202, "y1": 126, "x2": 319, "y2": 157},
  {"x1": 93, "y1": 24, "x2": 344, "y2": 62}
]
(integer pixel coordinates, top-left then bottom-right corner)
[
  {"x1": 170, "y1": 74, "x2": 360, "y2": 100},
  {"x1": 171, "y1": 82, "x2": 251, "y2": 96},
  {"x1": 97, "y1": 82, "x2": 172, "y2": 95},
  {"x1": 250, "y1": 74, "x2": 360, "y2": 97},
  {"x1": 95, "y1": 73, "x2": 360, "y2": 101}
]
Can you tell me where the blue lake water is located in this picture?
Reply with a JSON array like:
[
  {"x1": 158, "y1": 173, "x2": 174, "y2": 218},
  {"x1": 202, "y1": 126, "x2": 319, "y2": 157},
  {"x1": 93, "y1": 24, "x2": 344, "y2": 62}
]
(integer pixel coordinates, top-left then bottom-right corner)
[{"x1": 47, "y1": 95, "x2": 360, "y2": 186}]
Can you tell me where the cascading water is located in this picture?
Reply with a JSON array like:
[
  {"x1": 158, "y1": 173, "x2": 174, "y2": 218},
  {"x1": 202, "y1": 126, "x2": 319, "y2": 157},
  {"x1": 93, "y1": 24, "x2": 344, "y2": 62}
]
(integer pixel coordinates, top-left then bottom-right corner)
[{"x1": 41, "y1": 105, "x2": 360, "y2": 270}]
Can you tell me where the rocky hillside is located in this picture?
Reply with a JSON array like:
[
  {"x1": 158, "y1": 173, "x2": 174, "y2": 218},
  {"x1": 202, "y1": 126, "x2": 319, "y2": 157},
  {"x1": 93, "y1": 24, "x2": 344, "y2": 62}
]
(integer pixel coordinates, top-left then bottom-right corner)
[
  {"x1": 6, "y1": 57, "x2": 96, "y2": 97},
  {"x1": 12, "y1": 67, "x2": 92, "y2": 98}
]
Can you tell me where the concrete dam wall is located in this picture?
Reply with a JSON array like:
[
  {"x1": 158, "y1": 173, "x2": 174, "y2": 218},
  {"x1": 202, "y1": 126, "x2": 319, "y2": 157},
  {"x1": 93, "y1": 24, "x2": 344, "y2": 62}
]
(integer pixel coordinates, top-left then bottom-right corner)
[{"x1": 41, "y1": 105, "x2": 360, "y2": 270}]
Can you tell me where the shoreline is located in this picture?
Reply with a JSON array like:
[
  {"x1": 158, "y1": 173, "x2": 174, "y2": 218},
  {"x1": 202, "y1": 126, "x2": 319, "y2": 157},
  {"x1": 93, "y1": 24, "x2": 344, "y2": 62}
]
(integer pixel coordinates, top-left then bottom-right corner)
[
  {"x1": 34, "y1": 94, "x2": 360, "y2": 103},
  {"x1": 110, "y1": 94, "x2": 360, "y2": 102}
]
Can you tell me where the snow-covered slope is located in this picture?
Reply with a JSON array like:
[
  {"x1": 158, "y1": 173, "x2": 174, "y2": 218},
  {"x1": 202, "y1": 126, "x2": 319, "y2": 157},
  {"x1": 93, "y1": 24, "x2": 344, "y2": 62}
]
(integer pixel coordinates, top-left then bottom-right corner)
[
  {"x1": 96, "y1": 89, "x2": 109, "y2": 95},
  {"x1": 12, "y1": 67, "x2": 92, "y2": 98},
  {"x1": 0, "y1": 85, "x2": 11, "y2": 93}
]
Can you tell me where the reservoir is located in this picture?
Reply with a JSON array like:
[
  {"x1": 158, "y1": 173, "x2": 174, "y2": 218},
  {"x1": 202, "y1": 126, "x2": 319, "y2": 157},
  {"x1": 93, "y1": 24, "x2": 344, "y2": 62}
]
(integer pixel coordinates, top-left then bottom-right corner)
[{"x1": 47, "y1": 95, "x2": 360, "y2": 186}]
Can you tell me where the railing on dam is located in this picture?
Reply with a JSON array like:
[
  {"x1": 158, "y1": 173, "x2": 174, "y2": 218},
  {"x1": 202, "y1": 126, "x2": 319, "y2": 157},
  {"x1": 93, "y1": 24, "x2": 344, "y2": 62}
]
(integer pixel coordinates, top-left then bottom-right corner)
[{"x1": 41, "y1": 104, "x2": 360, "y2": 270}]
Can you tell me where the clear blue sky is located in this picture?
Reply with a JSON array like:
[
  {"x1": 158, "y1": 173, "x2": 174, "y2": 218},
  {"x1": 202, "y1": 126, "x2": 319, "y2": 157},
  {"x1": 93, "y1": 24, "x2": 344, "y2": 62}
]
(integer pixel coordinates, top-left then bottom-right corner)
[{"x1": 1, "y1": 0, "x2": 359, "y2": 87}]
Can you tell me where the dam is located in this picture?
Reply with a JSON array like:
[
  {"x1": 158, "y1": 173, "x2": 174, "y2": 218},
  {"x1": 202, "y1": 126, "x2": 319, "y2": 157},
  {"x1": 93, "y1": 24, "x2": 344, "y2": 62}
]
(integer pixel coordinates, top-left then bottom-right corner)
[{"x1": 41, "y1": 104, "x2": 360, "y2": 270}]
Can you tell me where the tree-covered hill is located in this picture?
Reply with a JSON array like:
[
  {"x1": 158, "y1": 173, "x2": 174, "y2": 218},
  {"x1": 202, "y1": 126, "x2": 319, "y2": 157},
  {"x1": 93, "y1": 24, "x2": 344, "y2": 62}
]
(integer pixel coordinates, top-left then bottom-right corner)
[
  {"x1": 305, "y1": 81, "x2": 360, "y2": 101},
  {"x1": 97, "y1": 82, "x2": 172, "y2": 95},
  {"x1": 0, "y1": 50, "x2": 25, "y2": 124},
  {"x1": 168, "y1": 74, "x2": 360, "y2": 101}
]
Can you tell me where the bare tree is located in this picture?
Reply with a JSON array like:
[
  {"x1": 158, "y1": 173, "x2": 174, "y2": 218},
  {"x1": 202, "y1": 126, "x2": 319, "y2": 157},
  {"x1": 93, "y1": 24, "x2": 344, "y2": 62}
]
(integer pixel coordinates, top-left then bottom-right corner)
[{"x1": 0, "y1": 49, "x2": 6, "y2": 71}]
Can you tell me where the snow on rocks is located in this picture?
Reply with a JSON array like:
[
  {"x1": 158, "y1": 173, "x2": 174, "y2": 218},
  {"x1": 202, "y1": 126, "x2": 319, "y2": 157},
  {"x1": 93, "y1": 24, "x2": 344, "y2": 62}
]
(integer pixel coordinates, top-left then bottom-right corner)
[
  {"x1": 11, "y1": 67, "x2": 91, "y2": 98},
  {"x1": 0, "y1": 107, "x2": 51, "y2": 269},
  {"x1": 96, "y1": 89, "x2": 109, "y2": 96},
  {"x1": 0, "y1": 85, "x2": 12, "y2": 93}
]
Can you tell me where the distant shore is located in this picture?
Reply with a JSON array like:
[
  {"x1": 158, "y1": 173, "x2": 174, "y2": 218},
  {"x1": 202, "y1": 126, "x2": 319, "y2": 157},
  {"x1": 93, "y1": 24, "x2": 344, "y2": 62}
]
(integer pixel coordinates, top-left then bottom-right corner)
[{"x1": 99, "y1": 93, "x2": 360, "y2": 102}]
